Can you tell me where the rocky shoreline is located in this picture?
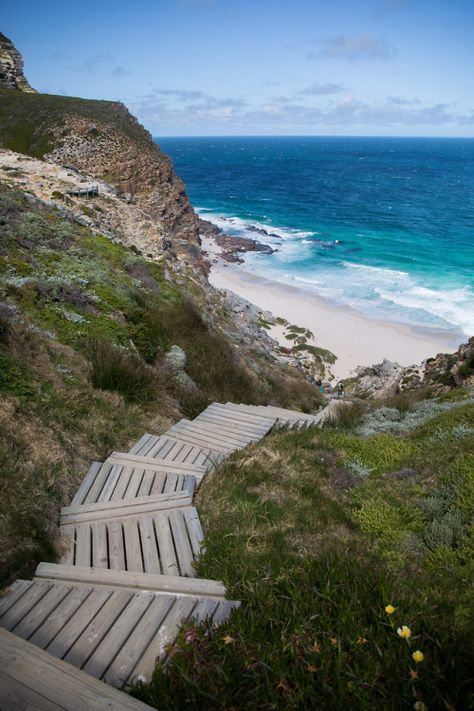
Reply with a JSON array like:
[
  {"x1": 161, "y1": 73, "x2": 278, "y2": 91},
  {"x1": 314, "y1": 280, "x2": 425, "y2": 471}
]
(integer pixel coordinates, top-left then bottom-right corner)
[{"x1": 199, "y1": 217, "x2": 277, "y2": 266}]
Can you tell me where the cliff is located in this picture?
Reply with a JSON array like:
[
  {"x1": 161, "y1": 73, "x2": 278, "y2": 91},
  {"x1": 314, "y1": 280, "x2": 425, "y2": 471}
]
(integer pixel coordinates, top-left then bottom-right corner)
[{"x1": 0, "y1": 32, "x2": 35, "y2": 92}]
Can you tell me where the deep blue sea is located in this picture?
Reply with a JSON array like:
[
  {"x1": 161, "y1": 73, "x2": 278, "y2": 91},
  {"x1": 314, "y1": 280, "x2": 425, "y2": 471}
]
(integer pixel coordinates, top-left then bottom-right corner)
[{"x1": 157, "y1": 137, "x2": 474, "y2": 338}]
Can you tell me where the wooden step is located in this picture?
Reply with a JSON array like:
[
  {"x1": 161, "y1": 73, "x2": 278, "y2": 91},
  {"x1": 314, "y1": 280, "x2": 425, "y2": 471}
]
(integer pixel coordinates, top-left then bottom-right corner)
[
  {"x1": 0, "y1": 627, "x2": 155, "y2": 711},
  {"x1": 196, "y1": 405, "x2": 276, "y2": 435},
  {"x1": 35, "y1": 563, "x2": 227, "y2": 599},
  {"x1": 61, "y1": 491, "x2": 193, "y2": 526},
  {"x1": 186, "y1": 416, "x2": 264, "y2": 444},
  {"x1": 0, "y1": 580, "x2": 239, "y2": 688},
  {"x1": 170, "y1": 418, "x2": 255, "y2": 448},
  {"x1": 232, "y1": 403, "x2": 321, "y2": 424},
  {"x1": 203, "y1": 403, "x2": 277, "y2": 429},
  {"x1": 127, "y1": 434, "x2": 223, "y2": 469},
  {"x1": 60, "y1": 507, "x2": 205, "y2": 577},
  {"x1": 166, "y1": 422, "x2": 237, "y2": 454},
  {"x1": 72, "y1": 460, "x2": 198, "y2": 507}
]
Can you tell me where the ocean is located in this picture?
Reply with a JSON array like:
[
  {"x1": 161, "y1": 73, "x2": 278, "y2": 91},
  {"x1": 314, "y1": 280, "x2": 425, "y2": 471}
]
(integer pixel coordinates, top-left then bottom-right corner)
[{"x1": 157, "y1": 136, "x2": 474, "y2": 339}]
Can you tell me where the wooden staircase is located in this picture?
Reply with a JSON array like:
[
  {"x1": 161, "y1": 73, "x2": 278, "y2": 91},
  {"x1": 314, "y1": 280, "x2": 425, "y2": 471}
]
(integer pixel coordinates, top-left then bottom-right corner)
[{"x1": 0, "y1": 400, "x2": 331, "y2": 708}]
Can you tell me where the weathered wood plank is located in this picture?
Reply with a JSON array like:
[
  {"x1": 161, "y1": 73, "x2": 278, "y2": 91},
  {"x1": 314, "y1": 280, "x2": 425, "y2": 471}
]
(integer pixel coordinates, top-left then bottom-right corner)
[
  {"x1": 91, "y1": 521, "x2": 108, "y2": 569},
  {"x1": 153, "y1": 514, "x2": 179, "y2": 576},
  {"x1": 137, "y1": 469, "x2": 154, "y2": 497},
  {"x1": 46, "y1": 588, "x2": 113, "y2": 658},
  {"x1": 170, "y1": 418, "x2": 251, "y2": 447},
  {"x1": 168, "y1": 510, "x2": 195, "y2": 577},
  {"x1": 35, "y1": 563, "x2": 228, "y2": 598},
  {"x1": 96, "y1": 463, "x2": 123, "y2": 503},
  {"x1": 166, "y1": 424, "x2": 233, "y2": 453},
  {"x1": 105, "y1": 595, "x2": 174, "y2": 687},
  {"x1": 13, "y1": 585, "x2": 72, "y2": 641},
  {"x1": 0, "y1": 628, "x2": 156, "y2": 710},
  {"x1": 107, "y1": 451, "x2": 207, "y2": 475},
  {"x1": 184, "y1": 420, "x2": 255, "y2": 446},
  {"x1": 191, "y1": 598, "x2": 219, "y2": 622},
  {"x1": 128, "y1": 432, "x2": 154, "y2": 456},
  {"x1": 74, "y1": 525, "x2": 91, "y2": 567},
  {"x1": 83, "y1": 463, "x2": 113, "y2": 504},
  {"x1": 29, "y1": 586, "x2": 93, "y2": 649},
  {"x1": 0, "y1": 581, "x2": 33, "y2": 619},
  {"x1": 183, "y1": 507, "x2": 205, "y2": 557},
  {"x1": 137, "y1": 517, "x2": 161, "y2": 575},
  {"x1": 60, "y1": 492, "x2": 192, "y2": 525},
  {"x1": 107, "y1": 521, "x2": 125, "y2": 571},
  {"x1": 71, "y1": 462, "x2": 101, "y2": 506},
  {"x1": 197, "y1": 408, "x2": 274, "y2": 434},
  {"x1": 81, "y1": 593, "x2": 154, "y2": 678},
  {"x1": 130, "y1": 596, "x2": 197, "y2": 677},
  {"x1": 123, "y1": 519, "x2": 144, "y2": 573},
  {"x1": 63, "y1": 590, "x2": 132, "y2": 669},
  {"x1": 0, "y1": 582, "x2": 53, "y2": 632},
  {"x1": 211, "y1": 599, "x2": 241, "y2": 625},
  {"x1": 108, "y1": 464, "x2": 134, "y2": 501}
]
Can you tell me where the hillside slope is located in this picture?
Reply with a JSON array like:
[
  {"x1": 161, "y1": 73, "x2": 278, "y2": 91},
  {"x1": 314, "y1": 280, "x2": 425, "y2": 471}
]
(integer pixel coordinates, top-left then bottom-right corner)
[{"x1": 0, "y1": 179, "x2": 320, "y2": 585}]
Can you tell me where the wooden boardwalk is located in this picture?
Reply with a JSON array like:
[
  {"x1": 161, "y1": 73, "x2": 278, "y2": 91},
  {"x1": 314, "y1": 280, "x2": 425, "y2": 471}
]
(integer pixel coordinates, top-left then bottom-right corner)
[{"x1": 0, "y1": 400, "x2": 331, "y2": 708}]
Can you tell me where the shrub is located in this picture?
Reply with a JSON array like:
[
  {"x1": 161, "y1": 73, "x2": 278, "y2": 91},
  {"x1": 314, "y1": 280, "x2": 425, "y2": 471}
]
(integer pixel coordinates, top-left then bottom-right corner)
[{"x1": 86, "y1": 336, "x2": 165, "y2": 404}]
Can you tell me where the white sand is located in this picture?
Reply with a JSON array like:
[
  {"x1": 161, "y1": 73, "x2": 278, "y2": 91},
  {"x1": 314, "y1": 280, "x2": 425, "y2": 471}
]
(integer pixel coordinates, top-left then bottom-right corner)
[{"x1": 207, "y1": 258, "x2": 461, "y2": 381}]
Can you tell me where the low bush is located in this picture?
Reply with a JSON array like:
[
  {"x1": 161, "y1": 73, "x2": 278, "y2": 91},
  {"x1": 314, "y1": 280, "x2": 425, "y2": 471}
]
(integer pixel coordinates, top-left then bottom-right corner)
[{"x1": 86, "y1": 336, "x2": 165, "y2": 404}]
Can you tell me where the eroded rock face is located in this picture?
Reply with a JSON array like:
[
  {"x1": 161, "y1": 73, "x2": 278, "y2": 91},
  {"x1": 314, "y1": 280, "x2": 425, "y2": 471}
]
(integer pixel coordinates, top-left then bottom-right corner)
[
  {"x1": 0, "y1": 33, "x2": 35, "y2": 92},
  {"x1": 45, "y1": 113, "x2": 201, "y2": 268},
  {"x1": 423, "y1": 337, "x2": 474, "y2": 390}
]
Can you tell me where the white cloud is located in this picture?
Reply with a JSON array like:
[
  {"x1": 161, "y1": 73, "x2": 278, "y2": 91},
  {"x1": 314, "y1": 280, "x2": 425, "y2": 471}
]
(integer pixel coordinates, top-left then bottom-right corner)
[
  {"x1": 299, "y1": 82, "x2": 346, "y2": 96},
  {"x1": 309, "y1": 33, "x2": 396, "y2": 61}
]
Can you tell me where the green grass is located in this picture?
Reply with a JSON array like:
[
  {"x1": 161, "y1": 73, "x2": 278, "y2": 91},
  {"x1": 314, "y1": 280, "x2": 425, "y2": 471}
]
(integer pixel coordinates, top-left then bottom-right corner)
[
  {"x1": 0, "y1": 87, "x2": 154, "y2": 157},
  {"x1": 134, "y1": 399, "x2": 474, "y2": 710},
  {"x1": 292, "y1": 343, "x2": 337, "y2": 364}
]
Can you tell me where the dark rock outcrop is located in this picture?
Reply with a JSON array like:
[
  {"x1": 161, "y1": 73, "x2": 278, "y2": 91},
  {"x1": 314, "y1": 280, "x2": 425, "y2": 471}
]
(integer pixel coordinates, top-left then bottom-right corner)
[{"x1": 0, "y1": 33, "x2": 35, "y2": 92}]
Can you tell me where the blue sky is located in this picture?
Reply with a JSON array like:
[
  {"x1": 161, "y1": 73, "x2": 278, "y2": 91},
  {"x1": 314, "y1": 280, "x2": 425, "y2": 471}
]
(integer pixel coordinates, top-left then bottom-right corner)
[{"x1": 3, "y1": 0, "x2": 474, "y2": 136}]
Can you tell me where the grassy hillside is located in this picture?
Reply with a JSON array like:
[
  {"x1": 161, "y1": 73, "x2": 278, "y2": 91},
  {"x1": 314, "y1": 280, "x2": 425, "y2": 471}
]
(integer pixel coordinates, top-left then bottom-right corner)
[
  {"x1": 0, "y1": 87, "x2": 152, "y2": 157},
  {"x1": 134, "y1": 393, "x2": 474, "y2": 710},
  {"x1": 0, "y1": 183, "x2": 319, "y2": 585}
]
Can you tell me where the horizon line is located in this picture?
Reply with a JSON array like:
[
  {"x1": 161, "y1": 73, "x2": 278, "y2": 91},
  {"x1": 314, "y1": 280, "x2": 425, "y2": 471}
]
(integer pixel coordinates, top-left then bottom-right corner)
[{"x1": 153, "y1": 134, "x2": 474, "y2": 140}]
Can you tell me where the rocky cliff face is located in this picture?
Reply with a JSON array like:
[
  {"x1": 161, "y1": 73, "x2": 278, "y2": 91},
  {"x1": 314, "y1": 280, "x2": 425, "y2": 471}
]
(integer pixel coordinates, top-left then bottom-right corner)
[
  {"x1": 44, "y1": 112, "x2": 201, "y2": 266},
  {"x1": 0, "y1": 34, "x2": 200, "y2": 268},
  {"x1": 0, "y1": 33, "x2": 35, "y2": 92}
]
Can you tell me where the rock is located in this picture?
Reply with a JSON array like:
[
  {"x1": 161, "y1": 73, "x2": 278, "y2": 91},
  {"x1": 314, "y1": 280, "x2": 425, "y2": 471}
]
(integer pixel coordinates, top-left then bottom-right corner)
[
  {"x1": 422, "y1": 337, "x2": 474, "y2": 391},
  {"x1": 353, "y1": 359, "x2": 409, "y2": 399},
  {"x1": 0, "y1": 33, "x2": 36, "y2": 92},
  {"x1": 165, "y1": 345, "x2": 197, "y2": 391},
  {"x1": 165, "y1": 345, "x2": 187, "y2": 372}
]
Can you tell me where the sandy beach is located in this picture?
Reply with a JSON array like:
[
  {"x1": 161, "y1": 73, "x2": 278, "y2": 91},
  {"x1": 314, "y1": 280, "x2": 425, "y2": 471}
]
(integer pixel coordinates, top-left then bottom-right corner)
[{"x1": 204, "y1": 238, "x2": 461, "y2": 381}]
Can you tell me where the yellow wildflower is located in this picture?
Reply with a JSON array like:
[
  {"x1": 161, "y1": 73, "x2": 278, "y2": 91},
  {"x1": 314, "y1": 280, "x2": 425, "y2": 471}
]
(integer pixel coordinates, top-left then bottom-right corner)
[
  {"x1": 412, "y1": 650, "x2": 425, "y2": 663},
  {"x1": 222, "y1": 635, "x2": 234, "y2": 645},
  {"x1": 397, "y1": 625, "x2": 412, "y2": 639},
  {"x1": 385, "y1": 604, "x2": 396, "y2": 615}
]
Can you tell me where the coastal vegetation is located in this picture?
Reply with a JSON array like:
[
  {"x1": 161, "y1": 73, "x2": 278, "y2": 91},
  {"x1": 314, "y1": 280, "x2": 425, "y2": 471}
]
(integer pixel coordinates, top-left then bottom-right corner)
[
  {"x1": 134, "y1": 391, "x2": 474, "y2": 710},
  {"x1": 0, "y1": 87, "x2": 153, "y2": 157},
  {"x1": 0, "y1": 184, "x2": 319, "y2": 585}
]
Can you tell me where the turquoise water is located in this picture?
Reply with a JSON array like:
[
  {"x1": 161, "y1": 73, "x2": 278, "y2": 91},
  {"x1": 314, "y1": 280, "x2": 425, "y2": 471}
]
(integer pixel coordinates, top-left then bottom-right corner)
[{"x1": 157, "y1": 137, "x2": 474, "y2": 337}]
